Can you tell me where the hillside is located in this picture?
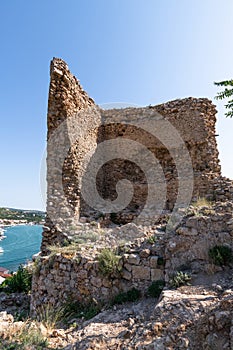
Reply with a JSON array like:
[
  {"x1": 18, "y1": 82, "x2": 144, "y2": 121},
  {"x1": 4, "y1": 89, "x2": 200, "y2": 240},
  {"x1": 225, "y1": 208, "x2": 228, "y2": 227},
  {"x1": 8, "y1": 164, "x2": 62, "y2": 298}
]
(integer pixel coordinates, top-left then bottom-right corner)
[{"x1": 0, "y1": 207, "x2": 45, "y2": 224}]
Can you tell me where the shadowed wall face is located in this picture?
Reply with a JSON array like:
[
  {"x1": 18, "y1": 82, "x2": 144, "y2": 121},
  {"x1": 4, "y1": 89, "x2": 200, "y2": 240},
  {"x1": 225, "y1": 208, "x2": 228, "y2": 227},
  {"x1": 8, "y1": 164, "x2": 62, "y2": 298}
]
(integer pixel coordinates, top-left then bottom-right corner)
[
  {"x1": 100, "y1": 101, "x2": 220, "y2": 218},
  {"x1": 42, "y1": 58, "x2": 221, "y2": 250}
]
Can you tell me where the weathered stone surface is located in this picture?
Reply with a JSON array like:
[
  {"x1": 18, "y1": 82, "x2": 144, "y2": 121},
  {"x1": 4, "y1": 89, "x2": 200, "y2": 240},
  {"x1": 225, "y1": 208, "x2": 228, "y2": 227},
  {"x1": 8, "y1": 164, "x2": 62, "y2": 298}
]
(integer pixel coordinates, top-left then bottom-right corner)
[
  {"x1": 139, "y1": 249, "x2": 151, "y2": 258},
  {"x1": 121, "y1": 269, "x2": 132, "y2": 280},
  {"x1": 214, "y1": 310, "x2": 231, "y2": 330},
  {"x1": 185, "y1": 217, "x2": 199, "y2": 229},
  {"x1": 176, "y1": 227, "x2": 198, "y2": 236},
  {"x1": 128, "y1": 254, "x2": 140, "y2": 265},
  {"x1": 150, "y1": 256, "x2": 159, "y2": 268},
  {"x1": 151, "y1": 268, "x2": 164, "y2": 281},
  {"x1": 3, "y1": 284, "x2": 233, "y2": 350},
  {"x1": 90, "y1": 277, "x2": 102, "y2": 288},
  {"x1": 132, "y1": 266, "x2": 150, "y2": 280}
]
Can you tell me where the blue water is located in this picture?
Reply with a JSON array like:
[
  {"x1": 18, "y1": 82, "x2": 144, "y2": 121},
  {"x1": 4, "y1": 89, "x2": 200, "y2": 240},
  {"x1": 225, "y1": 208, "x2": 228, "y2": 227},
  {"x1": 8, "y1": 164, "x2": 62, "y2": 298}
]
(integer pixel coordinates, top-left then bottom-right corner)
[{"x1": 0, "y1": 225, "x2": 42, "y2": 272}]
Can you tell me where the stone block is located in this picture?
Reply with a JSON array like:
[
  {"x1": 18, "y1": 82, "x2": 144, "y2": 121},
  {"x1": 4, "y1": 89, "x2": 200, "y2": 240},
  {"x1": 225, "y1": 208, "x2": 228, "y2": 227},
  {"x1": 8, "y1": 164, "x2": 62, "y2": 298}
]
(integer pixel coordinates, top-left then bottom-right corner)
[
  {"x1": 150, "y1": 256, "x2": 159, "y2": 268},
  {"x1": 151, "y1": 269, "x2": 164, "y2": 281},
  {"x1": 121, "y1": 269, "x2": 132, "y2": 280},
  {"x1": 124, "y1": 263, "x2": 132, "y2": 272},
  {"x1": 132, "y1": 265, "x2": 150, "y2": 280},
  {"x1": 90, "y1": 276, "x2": 102, "y2": 288},
  {"x1": 186, "y1": 217, "x2": 199, "y2": 229},
  {"x1": 176, "y1": 227, "x2": 198, "y2": 236},
  {"x1": 128, "y1": 254, "x2": 140, "y2": 265},
  {"x1": 139, "y1": 249, "x2": 151, "y2": 258}
]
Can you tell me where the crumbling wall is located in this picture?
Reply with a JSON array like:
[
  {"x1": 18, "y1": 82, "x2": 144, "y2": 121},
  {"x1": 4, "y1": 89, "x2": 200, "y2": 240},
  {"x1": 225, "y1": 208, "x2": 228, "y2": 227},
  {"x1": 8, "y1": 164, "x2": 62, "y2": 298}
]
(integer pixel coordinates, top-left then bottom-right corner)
[
  {"x1": 165, "y1": 201, "x2": 233, "y2": 282},
  {"x1": 42, "y1": 58, "x2": 101, "y2": 251},
  {"x1": 42, "y1": 58, "x2": 223, "y2": 251},
  {"x1": 31, "y1": 202, "x2": 233, "y2": 312},
  {"x1": 34, "y1": 58, "x2": 233, "y2": 314},
  {"x1": 31, "y1": 230, "x2": 165, "y2": 313},
  {"x1": 100, "y1": 99, "x2": 220, "y2": 222}
]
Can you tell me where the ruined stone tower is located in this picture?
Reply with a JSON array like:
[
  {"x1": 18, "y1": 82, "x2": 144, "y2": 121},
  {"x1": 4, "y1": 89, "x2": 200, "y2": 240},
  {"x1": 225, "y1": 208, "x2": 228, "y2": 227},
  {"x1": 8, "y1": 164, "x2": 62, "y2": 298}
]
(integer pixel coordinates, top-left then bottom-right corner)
[{"x1": 41, "y1": 58, "x2": 222, "y2": 252}]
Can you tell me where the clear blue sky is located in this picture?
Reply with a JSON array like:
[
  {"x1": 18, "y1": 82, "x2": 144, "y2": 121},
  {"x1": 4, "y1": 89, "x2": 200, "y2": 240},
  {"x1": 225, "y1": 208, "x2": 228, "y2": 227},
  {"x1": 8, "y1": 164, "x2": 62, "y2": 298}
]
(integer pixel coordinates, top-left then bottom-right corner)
[{"x1": 0, "y1": 0, "x2": 233, "y2": 210}]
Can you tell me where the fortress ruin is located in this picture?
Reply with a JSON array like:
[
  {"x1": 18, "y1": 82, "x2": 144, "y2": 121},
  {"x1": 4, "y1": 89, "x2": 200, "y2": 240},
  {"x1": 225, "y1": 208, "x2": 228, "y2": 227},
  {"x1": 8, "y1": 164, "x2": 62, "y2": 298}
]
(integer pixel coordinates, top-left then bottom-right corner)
[
  {"x1": 42, "y1": 58, "x2": 222, "y2": 251},
  {"x1": 31, "y1": 58, "x2": 233, "y2": 313}
]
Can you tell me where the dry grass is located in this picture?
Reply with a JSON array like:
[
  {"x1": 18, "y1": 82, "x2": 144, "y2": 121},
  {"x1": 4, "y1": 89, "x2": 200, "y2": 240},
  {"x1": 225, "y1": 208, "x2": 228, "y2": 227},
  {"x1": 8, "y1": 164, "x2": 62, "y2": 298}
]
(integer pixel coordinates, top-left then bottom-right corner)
[
  {"x1": 48, "y1": 242, "x2": 79, "y2": 258},
  {"x1": 36, "y1": 303, "x2": 64, "y2": 331},
  {"x1": 192, "y1": 197, "x2": 213, "y2": 208},
  {"x1": 0, "y1": 320, "x2": 48, "y2": 349}
]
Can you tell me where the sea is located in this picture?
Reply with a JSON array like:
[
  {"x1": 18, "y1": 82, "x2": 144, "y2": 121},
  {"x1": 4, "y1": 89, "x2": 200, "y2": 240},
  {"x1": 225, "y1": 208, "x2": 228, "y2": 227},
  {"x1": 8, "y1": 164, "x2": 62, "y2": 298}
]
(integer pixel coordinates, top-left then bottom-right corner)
[{"x1": 0, "y1": 225, "x2": 42, "y2": 272}]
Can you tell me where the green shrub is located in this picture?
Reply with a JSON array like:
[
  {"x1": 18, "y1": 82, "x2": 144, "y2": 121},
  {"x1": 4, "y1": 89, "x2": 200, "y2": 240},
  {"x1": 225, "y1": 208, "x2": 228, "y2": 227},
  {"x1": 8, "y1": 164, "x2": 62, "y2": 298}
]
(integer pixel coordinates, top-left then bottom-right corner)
[
  {"x1": 147, "y1": 235, "x2": 157, "y2": 244},
  {"x1": 19, "y1": 326, "x2": 48, "y2": 349},
  {"x1": 170, "y1": 271, "x2": 191, "y2": 288},
  {"x1": 148, "y1": 280, "x2": 165, "y2": 298},
  {"x1": 98, "y1": 248, "x2": 122, "y2": 277},
  {"x1": 112, "y1": 288, "x2": 141, "y2": 305},
  {"x1": 209, "y1": 245, "x2": 233, "y2": 266},
  {"x1": 36, "y1": 303, "x2": 64, "y2": 329},
  {"x1": 0, "y1": 265, "x2": 32, "y2": 293},
  {"x1": 63, "y1": 299, "x2": 101, "y2": 320}
]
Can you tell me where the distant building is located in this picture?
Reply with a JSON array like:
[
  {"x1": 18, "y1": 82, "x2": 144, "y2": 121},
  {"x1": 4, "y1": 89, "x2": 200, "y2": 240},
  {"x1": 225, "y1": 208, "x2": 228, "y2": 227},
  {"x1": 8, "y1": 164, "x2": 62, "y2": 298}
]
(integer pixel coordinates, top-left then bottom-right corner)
[
  {"x1": 0, "y1": 267, "x2": 11, "y2": 284},
  {"x1": 0, "y1": 266, "x2": 9, "y2": 274}
]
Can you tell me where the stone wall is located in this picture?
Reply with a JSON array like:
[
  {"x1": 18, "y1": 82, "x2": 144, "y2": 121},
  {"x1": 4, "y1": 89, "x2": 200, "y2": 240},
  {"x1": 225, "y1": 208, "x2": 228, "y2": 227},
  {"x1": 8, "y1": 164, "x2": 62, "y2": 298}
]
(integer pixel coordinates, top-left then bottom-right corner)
[
  {"x1": 42, "y1": 58, "x2": 224, "y2": 250},
  {"x1": 42, "y1": 58, "x2": 101, "y2": 251},
  {"x1": 100, "y1": 99, "x2": 220, "y2": 219},
  {"x1": 31, "y1": 201, "x2": 233, "y2": 313},
  {"x1": 31, "y1": 224, "x2": 165, "y2": 313},
  {"x1": 35, "y1": 58, "x2": 233, "y2": 314},
  {"x1": 165, "y1": 201, "x2": 233, "y2": 282}
]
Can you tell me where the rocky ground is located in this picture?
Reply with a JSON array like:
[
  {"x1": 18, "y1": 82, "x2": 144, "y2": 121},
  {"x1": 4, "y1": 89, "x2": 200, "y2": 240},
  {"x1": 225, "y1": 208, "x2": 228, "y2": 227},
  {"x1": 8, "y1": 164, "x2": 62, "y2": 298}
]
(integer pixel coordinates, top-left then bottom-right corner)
[
  {"x1": 1, "y1": 201, "x2": 233, "y2": 349},
  {"x1": 0, "y1": 272, "x2": 233, "y2": 349}
]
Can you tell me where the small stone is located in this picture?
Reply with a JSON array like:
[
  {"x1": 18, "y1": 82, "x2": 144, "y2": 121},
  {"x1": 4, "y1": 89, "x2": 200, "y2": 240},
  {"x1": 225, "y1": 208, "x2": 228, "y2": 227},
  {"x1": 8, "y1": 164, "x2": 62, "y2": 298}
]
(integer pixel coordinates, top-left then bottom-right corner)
[
  {"x1": 139, "y1": 249, "x2": 151, "y2": 258},
  {"x1": 90, "y1": 277, "x2": 102, "y2": 288},
  {"x1": 121, "y1": 269, "x2": 131, "y2": 280},
  {"x1": 79, "y1": 217, "x2": 87, "y2": 223},
  {"x1": 128, "y1": 254, "x2": 140, "y2": 265},
  {"x1": 176, "y1": 227, "x2": 198, "y2": 236},
  {"x1": 153, "y1": 322, "x2": 163, "y2": 333},
  {"x1": 186, "y1": 217, "x2": 199, "y2": 229},
  {"x1": 215, "y1": 311, "x2": 231, "y2": 330},
  {"x1": 128, "y1": 318, "x2": 135, "y2": 326},
  {"x1": 150, "y1": 256, "x2": 158, "y2": 268},
  {"x1": 124, "y1": 263, "x2": 132, "y2": 272}
]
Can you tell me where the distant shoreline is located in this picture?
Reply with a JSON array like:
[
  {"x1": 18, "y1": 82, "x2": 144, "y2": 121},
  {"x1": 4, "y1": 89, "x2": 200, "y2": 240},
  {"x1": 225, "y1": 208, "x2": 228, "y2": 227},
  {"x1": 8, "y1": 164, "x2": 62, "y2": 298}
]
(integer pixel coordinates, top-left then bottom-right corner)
[{"x1": 0, "y1": 221, "x2": 44, "y2": 229}]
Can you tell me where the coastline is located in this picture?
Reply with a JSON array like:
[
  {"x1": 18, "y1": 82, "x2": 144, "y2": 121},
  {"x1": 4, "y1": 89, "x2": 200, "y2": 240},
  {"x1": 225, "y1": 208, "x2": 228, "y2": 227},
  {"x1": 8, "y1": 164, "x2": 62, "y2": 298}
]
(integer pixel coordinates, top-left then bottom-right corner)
[
  {"x1": 0, "y1": 221, "x2": 44, "y2": 242},
  {"x1": 0, "y1": 219, "x2": 44, "y2": 228}
]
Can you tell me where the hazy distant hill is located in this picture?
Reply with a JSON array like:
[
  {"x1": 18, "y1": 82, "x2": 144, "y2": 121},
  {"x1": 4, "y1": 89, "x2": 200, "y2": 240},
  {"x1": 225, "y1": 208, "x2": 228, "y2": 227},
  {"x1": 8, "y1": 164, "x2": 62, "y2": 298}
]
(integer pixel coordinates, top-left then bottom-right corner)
[{"x1": 0, "y1": 208, "x2": 45, "y2": 223}]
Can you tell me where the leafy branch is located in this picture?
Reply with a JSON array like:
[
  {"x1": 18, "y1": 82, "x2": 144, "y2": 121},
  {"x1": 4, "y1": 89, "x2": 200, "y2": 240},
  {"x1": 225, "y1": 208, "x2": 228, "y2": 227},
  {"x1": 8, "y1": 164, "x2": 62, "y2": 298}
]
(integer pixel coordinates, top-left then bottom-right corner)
[{"x1": 214, "y1": 80, "x2": 233, "y2": 117}]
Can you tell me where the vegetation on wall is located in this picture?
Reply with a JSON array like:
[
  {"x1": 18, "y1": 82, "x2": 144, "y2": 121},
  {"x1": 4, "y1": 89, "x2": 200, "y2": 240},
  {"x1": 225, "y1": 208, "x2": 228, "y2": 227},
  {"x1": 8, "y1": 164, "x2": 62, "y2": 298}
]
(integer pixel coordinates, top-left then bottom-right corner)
[
  {"x1": 97, "y1": 248, "x2": 122, "y2": 277},
  {"x1": 209, "y1": 245, "x2": 233, "y2": 266}
]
